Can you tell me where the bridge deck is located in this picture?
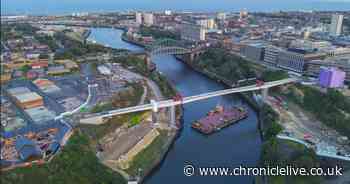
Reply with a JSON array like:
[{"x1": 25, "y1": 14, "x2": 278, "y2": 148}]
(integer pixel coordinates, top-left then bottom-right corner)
[{"x1": 95, "y1": 78, "x2": 296, "y2": 119}]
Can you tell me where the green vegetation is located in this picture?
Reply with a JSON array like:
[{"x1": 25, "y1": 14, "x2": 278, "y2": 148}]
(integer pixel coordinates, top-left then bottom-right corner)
[
  {"x1": 260, "y1": 104, "x2": 283, "y2": 140},
  {"x1": 258, "y1": 103, "x2": 322, "y2": 184},
  {"x1": 80, "y1": 115, "x2": 128, "y2": 141},
  {"x1": 139, "y1": 26, "x2": 180, "y2": 40},
  {"x1": 1, "y1": 23, "x2": 38, "y2": 41},
  {"x1": 149, "y1": 72, "x2": 177, "y2": 98},
  {"x1": 53, "y1": 32, "x2": 116, "y2": 60},
  {"x1": 35, "y1": 35, "x2": 59, "y2": 51},
  {"x1": 191, "y1": 47, "x2": 256, "y2": 83},
  {"x1": 286, "y1": 85, "x2": 350, "y2": 136},
  {"x1": 128, "y1": 114, "x2": 142, "y2": 128},
  {"x1": 261, "y1": 70, "x2": 289, "y2": 82},
  {"x1": 90, "y1": 102, "x2": 113, "y2": 113},
  {"x1": 112, "y1": 82, "x2": 144, "y2": 108},
  {"x1": 19, "y1": 65, "x2": 31, "y2": 73},
  {"x1": 1, "y1": 131, "x2": 126, "y2": 184},
  {"x1": 90, "y1": 82, "x2": 144, "y2": 113},
  {"x1": 261, "y1": 139, "x2": 322, "y2": 184},
  {"x1": 126, "y1": 130, "x2": 168, "y2": 177},
  {"x1": 117, "y1": 55, "x2": 149, "y2": 74},
  {"x1": 115, "y1": 56, "x2": 176, "y2": 98}
]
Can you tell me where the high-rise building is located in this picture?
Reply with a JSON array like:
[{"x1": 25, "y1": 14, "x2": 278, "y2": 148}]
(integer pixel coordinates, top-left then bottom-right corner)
[
  {"x1": 239, "y1": 9, "x2": 248, "y2": 19},
  {"x1": 216, "y1": 12, "x2": 226, "y2": 20},
  {"x1": 196, "y1": 19, "x2": 215, "y2": 29},
  {"x1": 181, "y1": 23, "x2": 206, "y2": 42},
  {"x1": 330, "y1": 14, "x2": 344, "y2": 36},
  {"x1": 135, "y1": 12, "x2": 142, "y2": 25},
  {"x1": 143, "y1": 13, "x2": 154, "y2": 26}
]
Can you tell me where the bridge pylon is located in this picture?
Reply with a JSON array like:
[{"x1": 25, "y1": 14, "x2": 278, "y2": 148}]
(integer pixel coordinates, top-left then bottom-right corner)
[
  {"x1": 262, "y1": 88, "x2": 269, "y2": 102},
  {"x1": 169, "y1": 105, "x2": 176, "y2": 129}
]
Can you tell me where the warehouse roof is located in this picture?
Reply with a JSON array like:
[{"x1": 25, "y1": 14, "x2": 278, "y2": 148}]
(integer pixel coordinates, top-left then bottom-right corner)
[
  {"x1": 15, "y1": 92, "x2": 43, "y2": 103},
  {"x1": 7, "y1": 87, "x2": 31, "y2": 96}
]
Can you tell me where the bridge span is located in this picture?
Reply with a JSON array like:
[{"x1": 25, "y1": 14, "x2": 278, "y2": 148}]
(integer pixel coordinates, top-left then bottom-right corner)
[{"x1": 80, "y1": 78, "x2": 297, "y2": 125}]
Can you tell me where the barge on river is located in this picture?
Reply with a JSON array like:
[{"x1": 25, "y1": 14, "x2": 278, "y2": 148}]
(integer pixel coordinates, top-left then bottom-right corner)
[{"x1": 192, "y1": 105, "x2": 248, "y2": 135}]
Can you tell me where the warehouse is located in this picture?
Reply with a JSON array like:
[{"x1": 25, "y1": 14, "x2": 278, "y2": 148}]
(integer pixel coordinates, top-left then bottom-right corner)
[
  {"x1": 14, "y1": 92, "x2": 44, "y2": 109},
  {"x1": 7, "y1": 87, "x2": 44, "y2": 109},
  {"x1": 25, "y1": 106, "x2": 56, "y2": 123},
  {"x1": 33, "y1": 78, "x2": 61, "y2": 94}
]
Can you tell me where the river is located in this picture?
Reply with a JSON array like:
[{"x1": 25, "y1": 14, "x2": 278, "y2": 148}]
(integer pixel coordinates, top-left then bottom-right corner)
[{"x1": 89, "y1": 28, "x2": 262, "y2": 184}]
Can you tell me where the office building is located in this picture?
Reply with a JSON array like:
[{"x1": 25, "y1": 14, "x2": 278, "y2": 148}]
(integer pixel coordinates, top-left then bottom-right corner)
[
  {"x1": 240, "y1": 43, "x2": 265, "y2": 61},
  {"x1": 318, "y1": 67, "x2": 346, "y2": 88},
  {"x1": 277, "y1": 50, "x2": 306, "y2": 73},
  {"x1": 135, "y1": 12, "x2": 142, "y2": 25},
  {"x1": 143, "y1": 13, "x2": 154, "y2": 26},
  {"x1": 181, "y1": 23, "x2": 206, "y2": 42},
  {"x1": 263, "y1": 45, "x2": 280, "y2": 66},
  {"x1": 330, "y1": 14, "x2": 344, "y2": 36}
]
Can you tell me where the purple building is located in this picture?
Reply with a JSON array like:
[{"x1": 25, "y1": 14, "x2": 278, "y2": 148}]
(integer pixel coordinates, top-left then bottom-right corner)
[{"x1": 318, "y1": 67, "x2": 346, "y2": 88}]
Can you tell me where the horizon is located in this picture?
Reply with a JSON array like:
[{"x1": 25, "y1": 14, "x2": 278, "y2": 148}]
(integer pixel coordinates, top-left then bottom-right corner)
[{"x1": 1, "y1": 0, "x2": 350, "y2": 16}]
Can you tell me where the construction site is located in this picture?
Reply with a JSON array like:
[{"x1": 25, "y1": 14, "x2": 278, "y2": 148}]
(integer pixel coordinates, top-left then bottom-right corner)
[
  {"x1": 267, "y1": 95, "x2": 350, "y2": 160},
  {"x1": 1, "y1": 122, "x2": 73, "y2": 170}
]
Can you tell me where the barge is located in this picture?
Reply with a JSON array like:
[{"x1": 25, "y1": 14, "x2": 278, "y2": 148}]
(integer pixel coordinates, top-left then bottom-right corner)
[{"x1": 192, "y1": 105, "x2": 248, "y2": 134}]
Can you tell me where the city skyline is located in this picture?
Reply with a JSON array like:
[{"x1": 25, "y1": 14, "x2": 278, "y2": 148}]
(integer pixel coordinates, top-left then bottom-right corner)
[{"x1": 2, "y1": 0, "x2": 350, "y2": 15}]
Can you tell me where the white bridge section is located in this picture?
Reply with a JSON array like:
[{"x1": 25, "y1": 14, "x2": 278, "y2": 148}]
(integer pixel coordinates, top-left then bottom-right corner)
[{"x1": 95, "y1": 78, "x2": 296, "y2": 120}]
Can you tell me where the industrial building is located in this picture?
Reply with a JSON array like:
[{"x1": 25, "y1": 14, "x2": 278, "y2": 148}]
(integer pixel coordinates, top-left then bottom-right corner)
[
  {"x1": 25, "y1": 106, "x2": 56, "y2": 123},
  {"x1": 7, "y1": 87, "x2": 44, "y2": 109},
  {"x1": 33, "y1": 78, "x2": 61, "y2": 94}
]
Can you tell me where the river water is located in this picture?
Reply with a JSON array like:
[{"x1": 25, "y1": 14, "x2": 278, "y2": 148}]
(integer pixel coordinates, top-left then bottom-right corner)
[{"x1": 89, "y1": 28, "x2": 262, "y2": 184}]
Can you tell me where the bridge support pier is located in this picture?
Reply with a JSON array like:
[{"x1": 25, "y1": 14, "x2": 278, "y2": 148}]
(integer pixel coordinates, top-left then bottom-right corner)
[
  {"x1": 190, "y1": 53, "x2": 195, "y2": 62},
  {"x1": 262, "y1": 88, "x2": 269, "y2": 102},
  {"x1": 152, "y1": 111, "x2": 158, "y2": 125},
  {"x1": 169, "y1": 105, "x2": 176, "y2": 129}
]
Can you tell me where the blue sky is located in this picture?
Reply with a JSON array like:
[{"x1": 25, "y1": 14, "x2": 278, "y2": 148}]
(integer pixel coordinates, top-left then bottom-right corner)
[{"x1": 2, "y1": 0, "x2": 350, "y2": 15}]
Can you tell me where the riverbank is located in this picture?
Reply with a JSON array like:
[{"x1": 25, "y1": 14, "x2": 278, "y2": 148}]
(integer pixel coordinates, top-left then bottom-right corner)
[{"x1": 88, "y1": 27, "x2": 262, "y2": 184}]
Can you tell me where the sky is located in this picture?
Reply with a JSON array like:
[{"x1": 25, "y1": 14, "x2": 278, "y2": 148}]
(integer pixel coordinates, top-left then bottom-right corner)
[{"x1": 1, "y1": 0, "x2": 350, "y2": 15}]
